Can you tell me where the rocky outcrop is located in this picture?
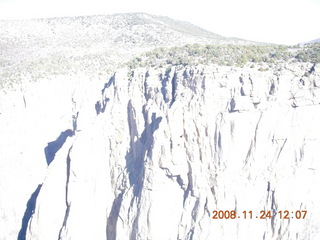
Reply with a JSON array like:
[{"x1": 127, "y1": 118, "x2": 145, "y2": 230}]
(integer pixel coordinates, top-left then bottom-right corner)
[{"x1": 2, "y1": 62, "x2": 320, "y2": 239}]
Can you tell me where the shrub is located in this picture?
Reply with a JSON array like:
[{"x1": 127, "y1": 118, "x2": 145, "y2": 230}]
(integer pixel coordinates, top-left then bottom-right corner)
[{"x1": 125, "y1": 43, "x2": 320, "y2": 69}]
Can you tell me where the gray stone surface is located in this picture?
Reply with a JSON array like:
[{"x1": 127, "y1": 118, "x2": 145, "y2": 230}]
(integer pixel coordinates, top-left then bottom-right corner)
[{"x1": 1, "y1": 62, "x2": 320, "y2": 240}]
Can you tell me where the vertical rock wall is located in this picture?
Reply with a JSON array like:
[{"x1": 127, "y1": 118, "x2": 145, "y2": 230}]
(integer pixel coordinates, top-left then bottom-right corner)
[{"x1": 1, "y1": 63, "x2": 320, "y2": 240}]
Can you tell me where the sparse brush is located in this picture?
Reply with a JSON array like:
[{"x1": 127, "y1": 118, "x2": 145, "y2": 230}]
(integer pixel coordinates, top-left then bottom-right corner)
[{"x1": 126, "y1": 43, "x2": 320, "y2": 69}]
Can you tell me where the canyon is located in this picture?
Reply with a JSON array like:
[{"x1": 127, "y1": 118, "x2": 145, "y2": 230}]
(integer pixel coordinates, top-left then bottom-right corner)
[{"x1": 1, "y1": 13, "x2": 320, "y2": 240}]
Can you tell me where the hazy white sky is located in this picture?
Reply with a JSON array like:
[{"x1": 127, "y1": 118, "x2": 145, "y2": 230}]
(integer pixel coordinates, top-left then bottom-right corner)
[{"x1": 0, "y1": 0, "x2": 319, "y2": 45}]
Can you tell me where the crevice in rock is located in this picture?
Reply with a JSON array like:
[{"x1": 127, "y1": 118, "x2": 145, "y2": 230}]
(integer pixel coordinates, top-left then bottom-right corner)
[
  {"x1": 270, "y1": 190, "x2": 277, "y2": 236},
  {"x1": 228, "y1": 97, "x2": 239, "y2": 113},
  {"x1": 269, "y1": 82, "x2": 276, "y2": 95},
  {"x1": 278, "y1": 219, "x2": 291, "y2": 240},
  {"x1": 204, "y1": 197, "x2": 211, "y2": 218},
  {"x1": 253, "y1": 112, "x2": 263, "y2": 148},
  {"x1": 191, "y1": 198, "x2": 200, "y2": 221},
  {"x1": 170, "y1": 71, "x2": 178, "y2": 107},
  {"x1": 239, "y1": 76, "x2": 244, "y2": 84},
  {"x1": 95, "y1": 97, "x2": 110, "y2": 115},
  {"x1": 183, "y1": 68, "x2": 190, "y2": 79},
  {"x1": 230, "y1": 120, "x2": 235, "y2": 137},
  {"x1": 243, "y1": 140, "x2": 253, "y2": 168},
  {"x1": 23, "y1": 95, "x2": 26, "y2": 108},
  {"x1": 160, "y1": 71, "x2": 170, "y2": 103},
  {"x1": 299, "y1": 140, "x2": 305, "y2": 162},
  {"x1": 240, "y1": 87, "x2": 246, "y2": 96},
  {"x1": 58, "y1": 146, "x2": 73, "y2": 240},
  {"x1": 72, "y1": 112, "x2": 79, "y2": 132},
  {"x1": 313, "y1": 79, "x2": 318, "y2": 88},
  {"x1": 276, "y1": 138, "x2": 287, "y2": 162},
  {"x1": 101, "y1": 73, "x2": 116, "y2": 95},
  {"x1": 249, "y1": 76, "x2": 253, "y2": 87},
  {"x1": 217, "y1": 132, "x2": 222, "y2": 149},
  {"x1": 213, "y1": 113, "x2": 223, "y2": 167},
  {"x1": 106, "y1": 191, "x2": 125, "y2": 240},
  {"x1": 187, "y1": 228, "x2": 195, "y2": 240},
  {"x1": 95, "y1": 73, "x2": 115, "y2": 115},
  {"x1": 143, "y1": 72, "x2": 149, "y2": 102},
  {"x1": 266, "y1": 182, "x2": 278, "y2": 237},
  {"x1": 17, "y1": 184, "x2": 42, "y2": 240},
  {"x1": 309, "y1": 63, "x2": 316, "y2": 75},
  {"x1": 201, "y1": 76, "x2": 206, "y2": 91},
  {"x1": 126, "y1": 101, "x2": 162, "y2": 197},
  {"x1": 210, "y1": 186, "x2": 218, "y2": 206},
  {"x1": 124, "y1": 103, "x2": 162, "y2": 240},
  {"x1": 277, "y1": 226, "x2": 282, "y2": 238},
  {"x1": 193, "y1": 122, "x2": 203, "y2": 162},
  {"x1": 176, "y1": 175, "x2": 185, "y2": 190},
  {"x1": 183, "y1": 162, "x2": 193, "y2": 205}
]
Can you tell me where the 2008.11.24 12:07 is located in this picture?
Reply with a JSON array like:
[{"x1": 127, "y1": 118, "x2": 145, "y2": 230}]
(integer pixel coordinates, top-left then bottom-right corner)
[{"x1": 212, "y1": 210, "x2": 307, "y2": 219}]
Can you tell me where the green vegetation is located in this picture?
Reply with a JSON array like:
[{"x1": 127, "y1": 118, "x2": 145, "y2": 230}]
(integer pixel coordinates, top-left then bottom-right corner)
[
  {"x1": 295, "y1": 43, "x2": 320, "y2": 63},
  {"x1": 126, "y1": 43, "x2": 320, "y2": 69}
]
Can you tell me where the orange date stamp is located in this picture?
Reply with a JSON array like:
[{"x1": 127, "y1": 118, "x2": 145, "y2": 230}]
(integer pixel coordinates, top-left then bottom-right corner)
[{"x1": 212, "y1": 210, "x2": 307, "y2": 219}]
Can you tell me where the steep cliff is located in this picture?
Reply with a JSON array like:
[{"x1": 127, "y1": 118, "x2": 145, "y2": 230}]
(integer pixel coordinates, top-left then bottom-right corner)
[{"x1": 1, "y1": 13, "x2": 320, "y2": 240}]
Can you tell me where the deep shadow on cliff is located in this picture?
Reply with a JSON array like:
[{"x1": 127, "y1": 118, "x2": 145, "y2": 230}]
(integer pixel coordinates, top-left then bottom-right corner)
[{"x1": 17, "y1": 184, "x2": 42, "y2": 240}]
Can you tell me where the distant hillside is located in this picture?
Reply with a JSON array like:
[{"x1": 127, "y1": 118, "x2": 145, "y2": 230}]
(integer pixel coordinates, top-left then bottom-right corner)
[
  {"x1": 0, "y1": 13, "x2": 254, "y2": 87},
  {"x1": 0, "y1": 12, "x2": 318, "y2": 88},
  {"x1": 149, "y1": 14, "x2": 226, "y2": 40},
  {"x1": 309, "y1": 38, "x2": 320, "y2": 43},
  {"x1": 0, "y1": 13, "x2": 251, "y2": 61},
  {"x1": 300, "y1": 38, "x2": 320, "y2": 45}
]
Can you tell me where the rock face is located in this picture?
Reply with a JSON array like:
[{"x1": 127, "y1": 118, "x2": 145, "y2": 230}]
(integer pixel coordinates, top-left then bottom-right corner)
[{"x1": 1, "y1": 60, "x2": 320, "y2": 240}]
